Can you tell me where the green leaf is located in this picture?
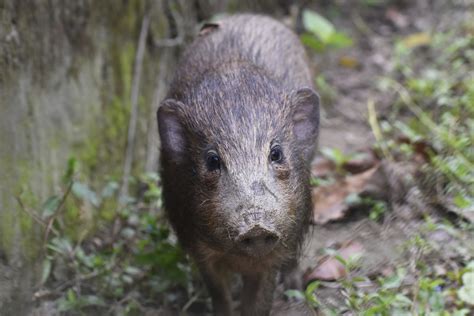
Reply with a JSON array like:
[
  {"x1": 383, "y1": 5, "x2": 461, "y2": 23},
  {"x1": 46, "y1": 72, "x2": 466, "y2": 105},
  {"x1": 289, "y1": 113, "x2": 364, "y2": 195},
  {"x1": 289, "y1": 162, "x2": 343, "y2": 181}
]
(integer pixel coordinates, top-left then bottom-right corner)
[
  {"x1": 364, "y1": 305, "x2": 385, "y2": 316},
  {"x1": 300, "y1": 33, "x2": 325, "y2": 52},
  {"x1": 72, "y1": 182, "x2": 100, "y2": 207},
  {"x1": 327, "y1": 32, "x2": 353, "y2": 48},
  {"x1": 67, "y1": 289, "x2": 76, "y2": 303},
  {"x1": 453, "y1": 309, "x2": 471, "y2": 316},
  {"x1": 101, "y1": 181, "x2": 119, "y2": 198},
  {"x1": 125, "y1": 266, "x2": 142, "y2": 276},
  {"x1": 320, "y1": 147, "x2": 347, "y2": 166},
  {"x1": 381, "y1": 268, "x2": 406, "y2": 289},
  {"x1": 346, "y1": 193, "x2": 362, "y2": 206},
  {"x1": 75, "y1": 247, "x2": 94, "y2": 268},
  {"x1": 394, "y1": 121, "x2": 423, "y2": 142},
  {"x1": 466, "y1": 261, "x2": 474, "y2": 270},
  {"x1": 120, "y1": 227, "x2": 136, "y2": 239},
  {"x1": 121, "y1": 274, "x2": 134, "y2": 284},
  {"x1": 352, "y1": 276, "x2": 368, "y2": 283},
  {"x1": 48, "y1": 237, "x2": 73, "y2": 256},
  {"x1": 79, "y1": 295, "x2": 106, "y2": 307},
  {"x1": 305, "y1": 280, "x2": 320, "y2": 295},
  {"x1": 458, "y1": 272, "x2": 474, "y2": 305},
  {"x1": 40, "y1": 258, "x2": 52, "y2": 285},
  {"x1": 63, "y1": 157, "x2": 78, "y2": 184},
  {"x1": 334, "y1": 254, "x2": 348, "y2": 267},
  {"x1": 302, "y1": 10, "x2": 335, "y2": 42},
  {"x1": 41, "y1": 195, "x2": 61, "y2": 219},
  {"x1": 453, "y1": 193, "x2": 471, "y2": 209},
  {"x1": 285, "y1": 289, "x2": 305, "y2": 301},
  {"x1": 393, "y1": 294, "x2": 412, "y2": 307}
]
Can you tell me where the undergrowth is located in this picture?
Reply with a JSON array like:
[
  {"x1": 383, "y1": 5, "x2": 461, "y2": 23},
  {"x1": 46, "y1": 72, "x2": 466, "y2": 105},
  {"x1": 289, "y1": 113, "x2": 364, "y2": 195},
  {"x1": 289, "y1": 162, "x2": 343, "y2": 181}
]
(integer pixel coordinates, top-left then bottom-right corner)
[
  {"x1": 379, "y1": 28, "x2": 474, "y2": 211},
  {"x1": 30, "y1": 159, "x2": 199, "y2": 315}
]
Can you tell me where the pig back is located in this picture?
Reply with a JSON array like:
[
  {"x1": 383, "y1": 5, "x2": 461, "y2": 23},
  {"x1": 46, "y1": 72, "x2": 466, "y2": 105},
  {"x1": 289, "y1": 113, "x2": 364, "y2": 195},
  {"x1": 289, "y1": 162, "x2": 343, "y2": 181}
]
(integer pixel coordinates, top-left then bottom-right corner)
[{"x1": 169, "y1": 14, "x2": 313, "y2": 99}]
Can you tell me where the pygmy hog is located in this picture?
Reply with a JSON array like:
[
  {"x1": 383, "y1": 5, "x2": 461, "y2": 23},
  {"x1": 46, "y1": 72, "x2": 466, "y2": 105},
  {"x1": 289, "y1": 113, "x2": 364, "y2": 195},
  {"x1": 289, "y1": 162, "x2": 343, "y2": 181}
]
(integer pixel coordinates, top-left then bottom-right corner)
[{"x1": 157, "y1": 14, "x2": 319, "y2": 315}]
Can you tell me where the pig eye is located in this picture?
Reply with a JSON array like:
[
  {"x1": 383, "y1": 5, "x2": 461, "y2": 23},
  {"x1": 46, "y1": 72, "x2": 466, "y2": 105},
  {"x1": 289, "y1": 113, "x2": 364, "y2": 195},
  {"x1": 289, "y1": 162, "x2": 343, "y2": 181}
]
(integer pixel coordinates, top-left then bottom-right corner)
[
  {"x1": 269, "y1": 146, "x2": 284, "y2": 163},
  {"x1": 206, "y1": 150, "x2": 221, "y2": 171}
]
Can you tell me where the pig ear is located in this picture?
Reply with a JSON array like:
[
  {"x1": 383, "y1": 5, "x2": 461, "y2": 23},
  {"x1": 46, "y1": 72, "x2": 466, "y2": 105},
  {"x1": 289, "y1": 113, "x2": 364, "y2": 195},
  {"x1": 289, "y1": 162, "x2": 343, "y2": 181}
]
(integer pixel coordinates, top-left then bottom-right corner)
[
  {"x1": 289, "y1": 88, "x2": 320, "y2": 155},
  {"x1": 157, "y1": 99, "x2": 187, "y2": 162},
  {"x1": 199, "y1": 22, "x2": 220, "y2": 36}
]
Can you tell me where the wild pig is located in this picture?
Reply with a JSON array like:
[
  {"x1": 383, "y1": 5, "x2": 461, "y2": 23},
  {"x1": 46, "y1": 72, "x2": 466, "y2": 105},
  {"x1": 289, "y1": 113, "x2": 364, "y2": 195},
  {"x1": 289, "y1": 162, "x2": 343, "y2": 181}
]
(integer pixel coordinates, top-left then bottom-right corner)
[{"x1": 157, "y1": 14, "x2": 319, "y2": 315}]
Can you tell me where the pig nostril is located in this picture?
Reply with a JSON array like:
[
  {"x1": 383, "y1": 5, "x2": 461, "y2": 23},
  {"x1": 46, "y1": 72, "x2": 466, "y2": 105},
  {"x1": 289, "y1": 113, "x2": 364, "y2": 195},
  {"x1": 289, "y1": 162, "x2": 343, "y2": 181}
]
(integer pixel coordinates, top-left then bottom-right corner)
[
  {"x1": 241, "y1": 237, "x2": 253, "y2": 246},
  {"x1": 237, "y1": 231, "x2": 279, "y2": 253},
  {"x1": 264, "y1": 234, "x2": 278, "y2": 245}
]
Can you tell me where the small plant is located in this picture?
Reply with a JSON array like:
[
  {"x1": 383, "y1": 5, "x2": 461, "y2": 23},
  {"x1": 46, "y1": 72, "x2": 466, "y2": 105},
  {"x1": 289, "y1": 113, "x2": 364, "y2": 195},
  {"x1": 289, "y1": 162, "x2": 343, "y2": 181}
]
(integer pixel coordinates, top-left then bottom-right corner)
[
  {"x1": 300, "y1": 9, "x2": 353, "y2": 52},
  {"x1": 458, "y1": 261, "x2": 474, "y2": 306},
  {"x1": 285, "y1": 281, "x2": 321, "y2": 309},
  {"x1": 345, "y1": 193, "x2": 388, "y2": 221},
  {"x1": 320, "y1": 147, "x2": 370, "y2": 175}
]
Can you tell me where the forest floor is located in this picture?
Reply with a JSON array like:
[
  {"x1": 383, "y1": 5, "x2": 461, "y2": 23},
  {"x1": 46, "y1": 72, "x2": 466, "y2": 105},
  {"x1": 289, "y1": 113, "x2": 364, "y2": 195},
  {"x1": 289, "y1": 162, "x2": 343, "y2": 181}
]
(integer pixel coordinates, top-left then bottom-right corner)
[
  {"x1": 281, "y1": 1, "x2": 474, "y2": 314},
  {"x1": 32, "y1": 1, "x2": 473, "y2": 315}
]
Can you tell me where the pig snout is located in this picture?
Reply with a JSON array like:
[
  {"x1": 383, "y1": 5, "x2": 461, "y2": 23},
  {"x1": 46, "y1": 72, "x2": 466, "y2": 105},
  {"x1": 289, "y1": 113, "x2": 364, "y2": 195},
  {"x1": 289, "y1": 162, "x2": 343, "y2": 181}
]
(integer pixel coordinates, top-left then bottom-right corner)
[{"x1": 235, "y1": 223, "x2": 280, "y2": 256}]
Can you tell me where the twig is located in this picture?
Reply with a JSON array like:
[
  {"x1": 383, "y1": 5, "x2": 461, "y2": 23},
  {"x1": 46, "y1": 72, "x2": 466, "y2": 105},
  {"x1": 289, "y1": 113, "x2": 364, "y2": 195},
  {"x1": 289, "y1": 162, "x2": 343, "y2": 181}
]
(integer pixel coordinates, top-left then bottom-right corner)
[
  {"x1": 108, "y1": 292, "x2": 145, "y2": 314},
  {"x1": 153, "y1": 37, "x2": 183, "y2": 47},
  {"x1": 45, "y1": 269, "x2": 103, "y2": 298},
  {"x1": 16, "y1": 196, "x2": 47, "y2": 227},
  {"x1": 152, "y1": 0, "x2": 185, "y2": 48},
  {"x1": 43, "y1": 181, "x2": 73, "y2": 244},
  {"x1": 367, "y1": 99, "x2": 393, "y2": 160},
  {"x1": 119, "y1": 14, "x2": 151, "y2": 202},
  {"x1": 15, "y1": 181, "x2": 72, "y2": 243},
  {"x1": 182, "y1": 289, "x2": 203, "y2": 312}
]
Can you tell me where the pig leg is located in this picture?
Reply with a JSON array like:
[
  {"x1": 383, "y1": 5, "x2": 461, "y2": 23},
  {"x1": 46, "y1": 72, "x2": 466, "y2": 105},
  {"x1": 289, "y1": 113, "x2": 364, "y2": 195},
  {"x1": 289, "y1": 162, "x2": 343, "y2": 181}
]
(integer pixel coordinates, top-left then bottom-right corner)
[
  {"x1": 280, "y1": 257, "x2": 303, "y2": 290},
  {"x1": 241, "y1": 271, "x2": 277, "y2": 316},
  {"x1": 199, "y1": 263, "x2": 233, "y2": 316}
]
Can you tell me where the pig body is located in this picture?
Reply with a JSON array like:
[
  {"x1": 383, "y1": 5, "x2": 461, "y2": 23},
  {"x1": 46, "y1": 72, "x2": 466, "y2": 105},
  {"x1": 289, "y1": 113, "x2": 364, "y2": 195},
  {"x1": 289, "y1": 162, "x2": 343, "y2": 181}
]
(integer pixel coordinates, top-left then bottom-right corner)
[{"x1": 158, "y1": 14, "x2": 319, "y2": 315}]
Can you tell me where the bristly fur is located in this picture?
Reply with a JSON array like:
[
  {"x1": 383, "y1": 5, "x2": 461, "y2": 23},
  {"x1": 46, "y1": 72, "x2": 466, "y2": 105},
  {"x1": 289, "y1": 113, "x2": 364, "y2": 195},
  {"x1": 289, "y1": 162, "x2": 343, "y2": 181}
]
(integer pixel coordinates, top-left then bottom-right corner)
[{"x1": 157, "y1": 14, "x2": 319, "y2": 316}]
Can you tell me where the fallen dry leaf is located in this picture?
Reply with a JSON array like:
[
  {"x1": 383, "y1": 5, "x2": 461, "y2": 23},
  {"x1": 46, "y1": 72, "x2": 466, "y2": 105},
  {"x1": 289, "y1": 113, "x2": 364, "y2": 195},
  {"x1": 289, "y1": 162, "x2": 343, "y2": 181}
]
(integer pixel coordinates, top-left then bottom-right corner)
[
  {"x1": 342, "y1": 150, "x2": 379, "y2": 174},
  {"x1": 304, "y1": 241, "x2": 365, "y2": 283},
  {"x1": 311, "y1": 184, "x2": 348, "y2": 224},
  {"x1": 312, "y1": 164, "x2": 380, "y2": 224},
  {"x1": 339, "y1": 56, "x2": 359, "y2": 69},
  {"x1": 400, "y1": 32, "x2": 431, "y2": 49},
  {"x1": 397, "y1": 135, "x2": 435, "y2": 164}
]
